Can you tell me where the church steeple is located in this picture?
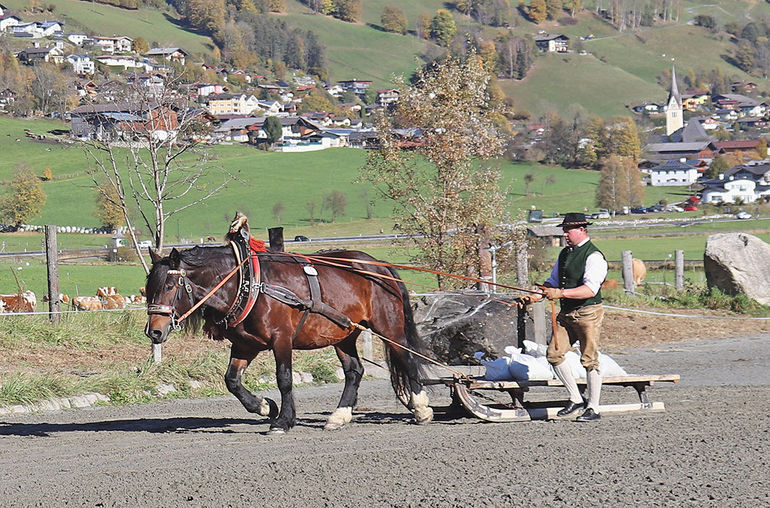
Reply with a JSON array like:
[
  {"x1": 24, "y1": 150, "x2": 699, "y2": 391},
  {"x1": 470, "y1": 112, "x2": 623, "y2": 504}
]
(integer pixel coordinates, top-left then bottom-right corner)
[{"x1": 666, "y1": 66, "x2": 683, "y2": 137}]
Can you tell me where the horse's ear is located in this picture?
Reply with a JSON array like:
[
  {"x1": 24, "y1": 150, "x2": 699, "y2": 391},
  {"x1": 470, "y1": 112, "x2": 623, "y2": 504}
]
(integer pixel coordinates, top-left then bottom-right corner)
[
  {"x1": 149, "y1": 248, "x2": 161, "y2": 264},
  {"x1": 169, "y1": 248, "x2": 180, "y2": 265}
]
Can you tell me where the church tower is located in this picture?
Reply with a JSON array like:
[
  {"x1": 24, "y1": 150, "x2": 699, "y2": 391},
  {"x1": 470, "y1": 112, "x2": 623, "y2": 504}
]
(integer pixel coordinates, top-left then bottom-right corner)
[{"x1": 666, "y1": 66, "x2": 683, "y2": 136}]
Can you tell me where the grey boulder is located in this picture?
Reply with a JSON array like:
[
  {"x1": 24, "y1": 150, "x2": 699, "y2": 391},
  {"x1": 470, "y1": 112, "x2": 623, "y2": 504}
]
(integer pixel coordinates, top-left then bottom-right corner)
[{"x1": 704, "y1": 232, "x2": 770, "y2": 305}]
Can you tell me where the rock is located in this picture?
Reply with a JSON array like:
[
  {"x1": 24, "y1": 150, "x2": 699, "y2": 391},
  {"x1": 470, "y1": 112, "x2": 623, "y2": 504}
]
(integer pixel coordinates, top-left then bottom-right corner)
[
  {"x1": 300, "y1": 372, "x2": 314, "y2": 384},
  {"x1": 413, "y1": 293, "x2": 548, "y2": 364},
  {"x1": 292, "y1": 371, "x2": 302, "y2": 385},
  {"x1": 156, "y1": 384, "x2": 176, "y2": 396},
  {"x1": 704, "y1": 233, "x2": 770, "y2": 305}
]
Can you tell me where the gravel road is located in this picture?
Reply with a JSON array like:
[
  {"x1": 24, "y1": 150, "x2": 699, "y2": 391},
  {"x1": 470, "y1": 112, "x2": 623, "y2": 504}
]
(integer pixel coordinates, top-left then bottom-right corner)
[{"x1": 1, "y1": 334, "x2": 768, "y2": 507}]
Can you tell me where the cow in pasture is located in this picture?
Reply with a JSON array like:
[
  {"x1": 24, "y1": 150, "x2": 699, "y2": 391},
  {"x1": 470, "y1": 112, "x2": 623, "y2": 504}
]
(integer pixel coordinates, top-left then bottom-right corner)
[
  {"x1": 96, "y1": 286, "x2": 118, "y2": 298},
  {"x1": 601, "y1": 279, "x2": 619, "y2": 290},
  {"x1": 0, "y1": 291, "x2": 37, "y2": 313},
  {"x1": 42, "y1": 293, "x2": 71, "y2": 305},
  {"x1": 103, "y1": 294, "x2": 126, "y2": 309},
  {"x1": 72, "y1": 296, "x2": 103, "y2": 311},
  {"x1": 632, "y1": 258, "x2": 647, "y2": 285},
  {"x1": 128, "y1": 295, "x2": 147, "y2": 305}
]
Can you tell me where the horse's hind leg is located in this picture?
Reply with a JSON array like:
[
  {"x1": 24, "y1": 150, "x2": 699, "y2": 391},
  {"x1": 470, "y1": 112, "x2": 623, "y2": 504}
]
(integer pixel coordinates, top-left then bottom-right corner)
[
  {"x1": 325, "y1": 335, "x2": 364, "y2": 430},
  {"x1": 225, "y1": 352, "x2": 278, "y2": 419},
  {"x1": 383, "y1": 341, "x2": 433, "y2": 425}
]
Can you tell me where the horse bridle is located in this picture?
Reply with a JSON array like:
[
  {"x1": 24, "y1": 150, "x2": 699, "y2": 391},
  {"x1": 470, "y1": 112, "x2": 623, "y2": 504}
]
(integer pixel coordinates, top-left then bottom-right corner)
[{"x1": 147, "y1": 269, "x2": 193, "y2": 331}]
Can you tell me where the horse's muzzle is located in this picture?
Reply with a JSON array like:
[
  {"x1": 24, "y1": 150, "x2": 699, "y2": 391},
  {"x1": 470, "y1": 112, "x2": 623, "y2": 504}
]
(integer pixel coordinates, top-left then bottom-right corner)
[{"x1": 144, "y1": 319, "x2": 170, "y2": 344}]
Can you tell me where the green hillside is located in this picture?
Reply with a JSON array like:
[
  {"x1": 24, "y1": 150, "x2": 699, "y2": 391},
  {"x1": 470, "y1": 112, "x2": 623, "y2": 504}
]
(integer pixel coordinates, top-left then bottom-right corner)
[
  {"x1": 4, "y1": 1, "x2": 768, "y2": 116},
  {"x1": 1, "y1": 0, "x2": 213, "y2": 56}
]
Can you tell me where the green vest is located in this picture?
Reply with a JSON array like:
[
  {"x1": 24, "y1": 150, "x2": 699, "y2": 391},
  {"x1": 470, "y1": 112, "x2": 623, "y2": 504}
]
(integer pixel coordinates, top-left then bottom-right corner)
[{"x1": 557, "y1": 240, "x2": 604, "y2": 313}]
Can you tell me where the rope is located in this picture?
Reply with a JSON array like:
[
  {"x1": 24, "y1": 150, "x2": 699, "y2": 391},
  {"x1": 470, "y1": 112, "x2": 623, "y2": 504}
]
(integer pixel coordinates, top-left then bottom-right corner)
[
  {"x1": 0, "y1": 307, "x2": 146, "y2": 316},
  {"x1": 350, "y1": 322, "x2": 470, "y2": 379}
]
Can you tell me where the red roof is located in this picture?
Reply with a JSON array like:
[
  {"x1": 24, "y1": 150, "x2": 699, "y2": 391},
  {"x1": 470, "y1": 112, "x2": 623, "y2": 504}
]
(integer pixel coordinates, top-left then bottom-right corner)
[{"x1": 714, "y1": 140, "x2": 761, "y2": 150}]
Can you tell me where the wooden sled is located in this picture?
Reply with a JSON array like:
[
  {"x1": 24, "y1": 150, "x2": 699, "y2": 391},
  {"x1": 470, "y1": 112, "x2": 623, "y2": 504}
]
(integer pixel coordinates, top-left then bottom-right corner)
[{"x1": 424, "y1": 372, "x2": 680, "y2": 422}]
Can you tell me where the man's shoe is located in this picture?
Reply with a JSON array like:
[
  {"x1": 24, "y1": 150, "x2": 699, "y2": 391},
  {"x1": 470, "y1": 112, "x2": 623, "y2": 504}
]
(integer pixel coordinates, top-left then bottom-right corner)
[
  {"x1": 576, "y1": 408, "x2": 601, "y2": 422},
  {"x1": 556, "y1": 401, "x2": 584, "y2": 417}
]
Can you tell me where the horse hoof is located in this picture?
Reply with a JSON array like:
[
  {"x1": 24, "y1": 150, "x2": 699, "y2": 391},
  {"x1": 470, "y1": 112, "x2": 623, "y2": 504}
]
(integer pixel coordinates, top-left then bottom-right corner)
[
  {"x1": 259, "y1": 398, "x2": 279, "y2": 419},
  {"x1": 323, "y1": 421, "x2": 345, "y2": 431},
  {"x1": 414, "y1": 406, "x2": 434, "y2": 425},
  {"x1": 324, "y1": 407, "x2": 352, "y2": 431}
]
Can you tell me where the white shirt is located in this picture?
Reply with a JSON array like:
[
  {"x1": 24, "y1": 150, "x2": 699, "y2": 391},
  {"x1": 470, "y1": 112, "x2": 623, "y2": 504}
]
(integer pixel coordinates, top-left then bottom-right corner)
[{"x1": 544, "y1": 237, "x2": 608, "y2": 296}]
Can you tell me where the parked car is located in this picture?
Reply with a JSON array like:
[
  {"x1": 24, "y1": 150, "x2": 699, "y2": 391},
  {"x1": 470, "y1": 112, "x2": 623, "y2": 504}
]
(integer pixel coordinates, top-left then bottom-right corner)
[
  {"x1": 294, "y1": 235, "x2": 310, "y2": 242},
  {"x1": 630, "y1": 207, "x2": 648, "y2": 214},
  {"x1": 736, "y1": 211, "x2": 752, "y2": 219},
  {"x1": 684, "y1": 205, "x2": 698, "y2": 212},
  {"x1": 648, "y1": 204, "x2": 664, "y2": 213},
  {"x1": 138, "y1": 240, "x2": 153, "y2": 248},
  {"x1": 665, "y1": 205, "x2": 684, "y2": 212}
]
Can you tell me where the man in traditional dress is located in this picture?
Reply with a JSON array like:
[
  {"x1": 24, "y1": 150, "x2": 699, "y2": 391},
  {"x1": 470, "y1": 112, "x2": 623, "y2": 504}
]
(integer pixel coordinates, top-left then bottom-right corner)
[{"x1": 521, "y1": 212, "x2": 608, "y2": 422}]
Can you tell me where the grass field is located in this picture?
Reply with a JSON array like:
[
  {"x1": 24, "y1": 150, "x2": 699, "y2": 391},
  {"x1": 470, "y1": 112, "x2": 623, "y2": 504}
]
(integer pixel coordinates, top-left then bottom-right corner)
[{"x1": 2, "y1": 0, "x2": 213, "y2": 56}]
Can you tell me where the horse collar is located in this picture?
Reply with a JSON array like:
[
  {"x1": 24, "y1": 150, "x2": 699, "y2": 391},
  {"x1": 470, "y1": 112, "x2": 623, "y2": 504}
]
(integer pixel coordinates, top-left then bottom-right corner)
[{"x1": 223, "y1": 230, "x2": 263, "y2": 327}]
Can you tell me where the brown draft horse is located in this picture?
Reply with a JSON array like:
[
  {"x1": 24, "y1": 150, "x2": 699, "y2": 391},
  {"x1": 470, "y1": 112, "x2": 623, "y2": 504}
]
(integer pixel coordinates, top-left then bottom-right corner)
[{"x1": 144, "y1": 246, "x2": 433, "y2": 434}]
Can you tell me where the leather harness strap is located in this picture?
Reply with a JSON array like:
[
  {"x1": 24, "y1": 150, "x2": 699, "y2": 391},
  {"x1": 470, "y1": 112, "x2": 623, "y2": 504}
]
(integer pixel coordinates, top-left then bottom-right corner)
[{"x1": 223, "y1": 227, "x2": 261, "y2": 327}]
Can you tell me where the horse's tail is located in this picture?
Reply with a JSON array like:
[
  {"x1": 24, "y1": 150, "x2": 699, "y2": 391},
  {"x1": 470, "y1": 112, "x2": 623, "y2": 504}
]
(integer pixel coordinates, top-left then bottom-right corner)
[{"x1": 383, "y1": 265, "x2": 428, "y2": 399}]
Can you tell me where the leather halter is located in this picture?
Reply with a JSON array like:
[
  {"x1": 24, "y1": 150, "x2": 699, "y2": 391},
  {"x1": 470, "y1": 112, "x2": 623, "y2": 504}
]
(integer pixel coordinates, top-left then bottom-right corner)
[{"x1": 147, "y1": 268, "x2": 192, "y2": 330}]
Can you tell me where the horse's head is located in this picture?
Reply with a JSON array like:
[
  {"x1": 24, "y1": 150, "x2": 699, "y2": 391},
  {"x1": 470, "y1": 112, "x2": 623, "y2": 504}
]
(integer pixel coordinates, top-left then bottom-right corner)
[{"x1": 144, "y1": 248, "x2": 196, "y2": 344}]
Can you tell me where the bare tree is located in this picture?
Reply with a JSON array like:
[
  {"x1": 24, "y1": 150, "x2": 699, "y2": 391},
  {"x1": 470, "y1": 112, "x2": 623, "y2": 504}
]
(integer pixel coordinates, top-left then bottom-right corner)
[{"x1": 81, "y1": 77, "x2": 234, "y2": 273}]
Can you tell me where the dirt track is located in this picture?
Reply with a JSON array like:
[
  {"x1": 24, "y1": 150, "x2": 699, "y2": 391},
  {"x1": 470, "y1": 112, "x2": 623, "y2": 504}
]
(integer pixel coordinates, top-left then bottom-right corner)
[{"x1": 1, "y1": 334, "x2": 769, "y2": 507}]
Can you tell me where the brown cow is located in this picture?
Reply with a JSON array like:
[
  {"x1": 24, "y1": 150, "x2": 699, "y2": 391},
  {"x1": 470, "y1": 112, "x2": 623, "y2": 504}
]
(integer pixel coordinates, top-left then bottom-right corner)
[
  {"x1": 72, "y1": 296, "x2": 103, "y2": 311},
  {"x1": 103, "y1": 294, "x2": 126, "y2": 309},
  {"x1": 601, "y1": 279, "x2": 619, "y2": 290},
  {"x1": 632, "y1": 258, "x2": 647, "y2": 285},
  {"x1": 0, "y1": 291, "x2": 37, "y2": 313},
  {"x1": 41, "y1": 293, "x2": 71, "y2": 304},
  {"x1": 96, "y1": 286, "x2": 118, "y2": 298}
]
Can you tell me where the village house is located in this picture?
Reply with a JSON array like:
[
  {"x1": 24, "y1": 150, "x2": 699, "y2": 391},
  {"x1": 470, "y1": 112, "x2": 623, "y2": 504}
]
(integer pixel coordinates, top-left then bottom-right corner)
[
  {"x1": 681, "y1": 90, "x2": 710, "y2": 111},
  {"x1": 338, "y1": 79, "x2": 372, "y2": 96},
  {"x1": 534, "y1": 34, "x2": 569, "y2": 52},
  {"x1": 206, "y1": 93, "x2": 260, "y2": 116},
  {"x1": 193, "y1": 83, "x2": 226, "y2": 97},
  {"x1": 376, "y1": 89, "x2": 399, "y2": 106},
  {"x1": 93, "y1": 36, "x2": 133, "y2": 54},
  {"x1": 66, "y1": 33, "x2": 90, "y2": 45},
  {"x1": 0, "y1": 13, "x2": 21, "y2": 32},
  {"x1": 66, "y1": 54, "x2": 95, "y2": 75},
  {"x1": 699, "y1": 162, "x2": 770, "y2": 204},
  {"x1": 69, "y1": 102, "x2": 179, "y2": 141},
  {"x1": 145, "y1": 47, "x2": 188, "y2": 65},
  {"x1": 712, "y1": 94, "x2": 767, "y2": 117},
  {"x1": 644, "y1": 158, "x2": 700, "y2": 186},
  {"x1": 13, "y1": 22, "x2": 42, "y2": 38},
  {"x1": 95, "y1": 55, "x2": 149, "y2": 71},
  {"x1": 38, "y1": 21, "x2": 63, "y2": 37},
  {"x1": 0, "y1": 88, "x2": 15, "y2": 112},
  {"x1": 18, "y1": 45, "x2": 64, "y2": 65}
]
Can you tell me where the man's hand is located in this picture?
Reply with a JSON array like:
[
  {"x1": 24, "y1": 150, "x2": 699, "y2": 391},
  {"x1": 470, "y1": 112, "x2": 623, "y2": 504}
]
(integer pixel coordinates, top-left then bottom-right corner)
[
  {"x1": 517, "y1": 293, "x2": 543, "y2": 307},
  {"x1": 542, "y1": 287, "x2": 564, "y2": 300}
]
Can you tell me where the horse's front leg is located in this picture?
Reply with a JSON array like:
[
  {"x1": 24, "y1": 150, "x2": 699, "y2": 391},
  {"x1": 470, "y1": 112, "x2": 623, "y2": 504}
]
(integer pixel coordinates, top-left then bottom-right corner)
[
  {"x1": 225, "y1": 352, "x2": 278, "y2": 419},
  {"x1": 269, "y1": 339, "x2": 296, "y2": 434}
]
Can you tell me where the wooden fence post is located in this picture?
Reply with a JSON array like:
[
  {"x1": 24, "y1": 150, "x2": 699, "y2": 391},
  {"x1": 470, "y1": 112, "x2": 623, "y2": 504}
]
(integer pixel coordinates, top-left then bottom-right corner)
[
  {"x1": 45, "y1": 225, "x2": 60, "y2": 325},
  {"x1": 516, "y1": 242, "x2": 529, "y2": 288},
  {"x1": 361, "y1": 329, "x2": 373, "y2": 360},
  {"x1": 531, "y1": 300, "x2": 547, "y2": 346},
  {"x1": 622, "y1": 250, "x2": 634, "y2": 294},
  {"x1": 675, "y1": 250, "x2": 684, "y2": 290}
]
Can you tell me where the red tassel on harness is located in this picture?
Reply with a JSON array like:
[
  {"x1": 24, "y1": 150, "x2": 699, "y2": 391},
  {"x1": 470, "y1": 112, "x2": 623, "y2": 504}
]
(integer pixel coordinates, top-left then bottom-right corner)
[{"x1": 249, "y1": 237, "x2": 267, "y2": 253}]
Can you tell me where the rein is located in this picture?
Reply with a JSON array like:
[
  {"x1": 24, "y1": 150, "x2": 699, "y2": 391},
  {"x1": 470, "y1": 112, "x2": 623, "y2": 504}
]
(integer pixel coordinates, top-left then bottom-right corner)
[
  {"x1": 148, "y1": 256, "x2": 250, "y2": 326},
  {"x1": 295, "y1": 253, "x2": 545, "y2": 296}
]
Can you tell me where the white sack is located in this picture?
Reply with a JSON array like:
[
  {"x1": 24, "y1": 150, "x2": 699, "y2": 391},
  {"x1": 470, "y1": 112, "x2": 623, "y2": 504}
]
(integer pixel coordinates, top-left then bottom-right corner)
[
  {"x1": 505, "y1": 346, "x2": 555, "y2": 381},
  {"x1": 523, "y1": 340, "x2": 547, "y2": 358},
  {"x1": 599, "y1": 353, "x2": 628, "y2": 377},
  {"x1": 475, "y1": 351, "x2": 513, "y2": 381}
]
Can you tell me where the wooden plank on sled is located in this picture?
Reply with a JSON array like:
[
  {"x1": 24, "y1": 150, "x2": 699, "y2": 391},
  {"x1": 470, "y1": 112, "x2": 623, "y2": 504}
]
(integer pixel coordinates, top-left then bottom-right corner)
[{"x1": 450, "y1": 374, "x2": 678, "y2": 423}]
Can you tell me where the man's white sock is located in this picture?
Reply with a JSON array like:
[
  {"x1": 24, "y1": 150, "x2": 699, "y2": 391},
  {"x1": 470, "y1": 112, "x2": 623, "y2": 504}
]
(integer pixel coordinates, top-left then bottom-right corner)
[
  {"x1": 587, "y1": 369, "x2": 602, "y2": 411},
  {"x1": 553, "y1": 361, "x2": 582, "y2": 404}
]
